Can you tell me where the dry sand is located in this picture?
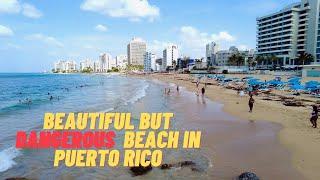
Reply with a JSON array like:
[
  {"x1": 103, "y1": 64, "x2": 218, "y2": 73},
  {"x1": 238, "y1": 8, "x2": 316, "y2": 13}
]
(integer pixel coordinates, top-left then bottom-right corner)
[{"x1": 132, "y1": 73, "x2": 320, "y2": 180}]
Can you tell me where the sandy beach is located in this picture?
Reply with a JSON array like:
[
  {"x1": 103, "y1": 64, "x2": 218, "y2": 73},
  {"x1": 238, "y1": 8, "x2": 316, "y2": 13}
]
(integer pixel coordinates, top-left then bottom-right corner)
[{"x1": 131, "y1": 73, "x2": 320, "y2": 180}]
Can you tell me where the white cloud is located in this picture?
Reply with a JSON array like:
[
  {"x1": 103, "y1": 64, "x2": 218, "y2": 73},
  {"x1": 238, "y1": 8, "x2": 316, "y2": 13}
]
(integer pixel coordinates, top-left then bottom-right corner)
[
  {"x1": 0, "y1": 0, "x2": 21, "y2": 14},
  {"x1": 238, "y1": 44, "x2": 251, "y2": 51},
  {"x1": 7, "y1": 43, "x2": 21, "y2": 49},
  {"x1": 0, "y1": 25, "x2": 14, "y2": 36},
  {"x1": 22, "y1": 3, "x2": 42, "y2": 18},
  {"x1": 148, "y1": 40, "x2": 176, "y2": 57},
  {"x1": 179, "y1": 26, "x2": 236, "y2": 57},
  {"x1": 95, "y1": 24, "x2": 108, "y2": 32},
  {"x1": 0, "y1": 0, "x2": 42, "y2": 18},
  {"x1": 25, "y1": 33, "x2": 64, "y2": 47},
  {"x1": 81, "y1": 0, "x2": 159, "y2": 21}
]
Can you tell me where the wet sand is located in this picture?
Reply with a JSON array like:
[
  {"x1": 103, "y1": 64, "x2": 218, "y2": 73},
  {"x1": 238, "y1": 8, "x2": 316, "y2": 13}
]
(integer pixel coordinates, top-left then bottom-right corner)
[
  {"x1": 174, "y1": 90, "x2": 303, "y2": 179},
  {"x1": 129, "y1": 74, "x2": 309, "y2": 179}
]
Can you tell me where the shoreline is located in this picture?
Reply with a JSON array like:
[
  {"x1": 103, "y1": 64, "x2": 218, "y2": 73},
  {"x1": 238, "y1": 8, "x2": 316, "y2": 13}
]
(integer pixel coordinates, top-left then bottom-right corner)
[{"x1": 131, "y1": 73, "x2": 320, "y2": 180}]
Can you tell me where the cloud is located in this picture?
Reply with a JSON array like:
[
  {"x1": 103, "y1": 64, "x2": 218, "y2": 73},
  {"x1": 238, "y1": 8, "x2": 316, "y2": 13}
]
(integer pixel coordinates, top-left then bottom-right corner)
[
  {"x1": 95, "y1": 24, "x2": 108, "y2": 32},
  {"x1": 148, "y1": 40, "x2": 176, "y2": 57},
  {"x1": 0, "y1": 0, "x2": 20, "y2": 14},
  {"x1": 0, "y1": 25, "x2": 14, "y2": 36},
  {"x1": 7, "y1": 43, "x2": 21, "y2": 49},
  {"x1": 81, "y1": 0, "x2": 159, "y2": 21},
  {"x1": 238, "y1": 44, "x2": 251, "y2": 51},
  {"x1": 22, "y1": 3, "x2": 42, "y2": 18},
  {"x1": 0, "y1": 0, "x2": 42, "y2": 18},
  {"x1": 25, "y1": 33, "x2": 64, "y2": 47},
  {"x1": 179, "y1": 26, "x2": 236, "y2": 56}
]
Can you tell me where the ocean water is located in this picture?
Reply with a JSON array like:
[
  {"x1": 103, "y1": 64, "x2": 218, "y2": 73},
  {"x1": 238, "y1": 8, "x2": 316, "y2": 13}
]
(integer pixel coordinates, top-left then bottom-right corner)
[{"x1": 0, "y1": 73, "x2": 212, "y2": 179}]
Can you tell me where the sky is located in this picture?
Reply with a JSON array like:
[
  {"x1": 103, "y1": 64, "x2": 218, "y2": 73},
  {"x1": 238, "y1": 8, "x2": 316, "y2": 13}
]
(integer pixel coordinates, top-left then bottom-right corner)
[{"x1": 0, "y1": 0, "x2": 297, "y2": 72}]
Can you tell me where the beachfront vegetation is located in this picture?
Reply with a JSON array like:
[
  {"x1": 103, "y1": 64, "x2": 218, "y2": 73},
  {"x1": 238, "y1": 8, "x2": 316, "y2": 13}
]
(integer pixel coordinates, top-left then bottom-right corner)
[
  {"x1": 296, "y1": 52, "x2": 314, "y2": 65},
  {"x1": 81, "y1": 67, "x2": 93, "y2": 73},
  {"x1": 107, "y1": 67, "x2": 120, "y2": 73},
  {"x1": 126, "y1": 64, "x2": 144, "y2": 71},
  {"x1": 228, "y1": 53, "x2": 245, "y2": 67}
]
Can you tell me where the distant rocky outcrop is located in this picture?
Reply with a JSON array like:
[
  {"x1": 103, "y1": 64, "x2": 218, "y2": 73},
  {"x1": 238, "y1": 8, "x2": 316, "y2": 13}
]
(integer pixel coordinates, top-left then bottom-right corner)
[
  {"x1": 129, "y1": 160, "x2": 201, "y2": 176},
  {"x1": 161, "y1": 161, "x2": 200, "y2": 172},
  {"x1": 238, "y1": 172, "x2": 260, "y2": 180},
  {"x1": 130, "y1": 164, "x2": 152, "y2": 176}
]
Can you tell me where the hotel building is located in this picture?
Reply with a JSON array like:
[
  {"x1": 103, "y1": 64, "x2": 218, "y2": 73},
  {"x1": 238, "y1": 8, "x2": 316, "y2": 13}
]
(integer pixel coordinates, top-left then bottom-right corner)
[
  {"x1": 79, "y1": 59, "x2": 93, "y2": 71},
  {"x1": 99, "y1": 53, "x2": 112, "y2": 72},
  {"x1": 257, "y1": 0, "x2": 320, "y2": 65},
  {"x1": 206, "y1": 42, "x2": 219, "y2": 66},
  {"x1": 143, "y1": 52, "x2": 156, "y2": 72},
  {"x1": 54, "y1": 60, "x2": 77, "y2": 73},
  {"x1": 162, "y1": 44, "x2": 179, "y2": 70},
  {"x1": 127, "y1": 37, "x2": 147, "y2": 66}
]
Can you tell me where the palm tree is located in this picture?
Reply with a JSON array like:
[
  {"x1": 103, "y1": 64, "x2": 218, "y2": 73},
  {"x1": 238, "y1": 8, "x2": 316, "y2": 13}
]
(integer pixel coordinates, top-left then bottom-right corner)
[
  {"x1": 255, "y1": 55, "x2": 265, "y2": 65},
  {"x1": 236, "y1": 54, "x2": 245, "y2": 67},
  {"x1": 296, "y1": 52, "x2": 314, "y2": 65},
  {"x1": 270, "y1": 55, "x2": 278, "y2": 65},
  {"x1": 228, "y1": 53, "x2": 245, "y2": 67},
  {"x1": 228, "y1": 54, "x2": 238, "y2": 66},
  {"x1": 247, "y1": 58, "x2": 257, "y2": 70}
]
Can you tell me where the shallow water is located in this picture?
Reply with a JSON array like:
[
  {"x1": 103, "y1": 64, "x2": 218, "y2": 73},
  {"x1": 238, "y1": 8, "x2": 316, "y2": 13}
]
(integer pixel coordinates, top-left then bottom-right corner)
[{"x1": 0, "y1": 73, "x2": 303, "y2": 179}]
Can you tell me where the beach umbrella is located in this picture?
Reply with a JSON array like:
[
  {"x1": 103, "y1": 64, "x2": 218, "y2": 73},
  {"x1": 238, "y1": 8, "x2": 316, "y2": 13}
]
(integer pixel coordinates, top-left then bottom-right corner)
[{"x1": 290, "y1": 84, "x2": 305, "y2": 91}]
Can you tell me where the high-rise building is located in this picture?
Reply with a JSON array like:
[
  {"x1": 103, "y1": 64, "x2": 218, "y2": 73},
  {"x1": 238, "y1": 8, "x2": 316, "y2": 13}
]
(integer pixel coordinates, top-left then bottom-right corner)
[
  {"x1": 115, "y1": 55, "x2": 128, "y2": 68},
  {"x1": 257, "y1": 0, "x2": 320, "y2": 65},
  {"x1": 127, "y1": 37, "x2": 147, "y2": 66},
  {"x1": 93, "y1": 61, "x2": 101, "y2": 72},
  {"x1": 144, "y1": 52, "x2": 156, "y2": 72},
  {"x1": 215, "y1": 46, "x2": 239, "y2": 66},
  {"x1": 53, "y1": 60, "x2": 77, "y2": 73},
  {"x1": 79, "y1": 59, "x2": 93, "y2": 71},
  {"x1": 206, "y1": 42, "x2": 219, "y2": 65},
  {"x1": 99, "y1": 53, "x2": 112, "y2": 72},
  {"x1": 162, "y1": 44, "x2": 179, "y2": 70}
]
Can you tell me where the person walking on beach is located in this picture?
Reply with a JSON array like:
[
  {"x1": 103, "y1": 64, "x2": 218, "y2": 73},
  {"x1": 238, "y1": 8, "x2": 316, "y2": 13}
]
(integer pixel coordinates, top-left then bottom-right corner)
[
  {"x1": 248, "y1": 95, "x2": 255, "y2": 113},
  {"x1": 310, "y1": 105, "x2": 318, "y2": 128},
  {"x1": 176, "y1": 85, "x2": 179, "y2": 92},
  {"x1": 201, "y1": 87, "x2": 205, "y2": 96},
  {"x1": 196, "y1": 79, "x2": 200, "y2": 88}
]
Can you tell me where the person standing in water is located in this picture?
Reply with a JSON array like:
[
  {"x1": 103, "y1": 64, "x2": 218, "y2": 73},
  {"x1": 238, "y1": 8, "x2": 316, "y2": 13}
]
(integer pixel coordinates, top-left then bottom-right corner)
[
  {"x1": 310, "y1": 105, "x2": 318, "y2": 128},
  {"x1": 248, "y1": 95, "x2": 255, "y2": 113}
]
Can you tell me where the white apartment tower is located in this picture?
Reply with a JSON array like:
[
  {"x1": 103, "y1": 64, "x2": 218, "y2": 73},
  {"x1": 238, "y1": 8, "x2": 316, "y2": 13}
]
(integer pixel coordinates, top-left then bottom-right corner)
[
  {"x1": 162, "y1": 44, "x2": 179, "y2": 70},
  {"x1": 206, "y1": 42, "x2": 219, "y2": 65},
  {"x1": 144, "y1": 52, "x2": 156, "y2": 72},
  {"x1": 115, "y1": 55, "x2": 127, "y2": 68},
  {"x1": 99, "y1": 53, "x2": 112, "y2": 72},
  {"x1": 257, "y1": 0, "x2": 320, "y2": 65},
  {"x1": 127, "y1": 37, "x2": 147, "y2": 66},
  {"x1": 79, "y1": 59, "x2": 93, "y2": 71}
]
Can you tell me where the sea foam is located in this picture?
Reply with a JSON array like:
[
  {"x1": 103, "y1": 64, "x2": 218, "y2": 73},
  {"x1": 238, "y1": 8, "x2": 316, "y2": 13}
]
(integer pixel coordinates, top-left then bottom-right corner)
[
  {"x1": 125, "y1": 84, "x2": 149, "y2": 105},
  {"x1": 0, "y1": 147, "x2": 21, "y2": 172}
]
